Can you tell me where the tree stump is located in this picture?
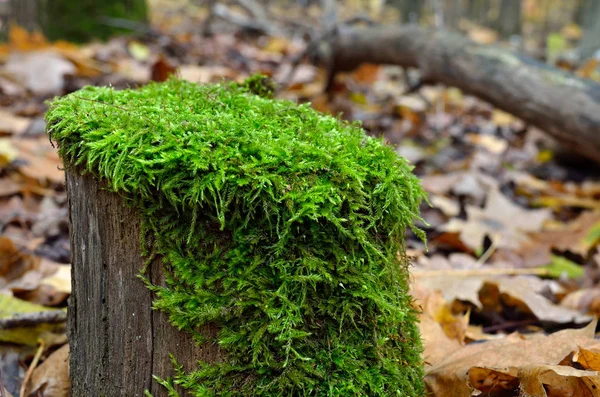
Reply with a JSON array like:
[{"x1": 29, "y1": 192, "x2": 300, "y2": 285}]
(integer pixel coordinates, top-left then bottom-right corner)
[
  {"x1": 66, "y1": 172, "x2": 221, "y2": 396},
  {"x1": 52, "y1": 78, "x2": 425, "y2": 396}
]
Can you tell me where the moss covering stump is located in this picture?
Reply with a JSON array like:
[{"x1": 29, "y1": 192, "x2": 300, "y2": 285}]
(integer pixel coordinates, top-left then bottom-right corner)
[{"x1": 47, "y1": 78, "x2": 426, "y2": 396}]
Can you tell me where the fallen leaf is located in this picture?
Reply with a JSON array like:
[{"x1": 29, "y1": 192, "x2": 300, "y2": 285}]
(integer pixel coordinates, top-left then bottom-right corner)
[
  {"x1": 420, "y1": 315, "x2": 463, "y2": 368},
  {"x1": 351, "y1": 63, "x2": 380, "y2": 84},
  {"x1": 520, "y1": 211, "x2": 600, "y2": 265},
  {"x1": 0, "y1": 295, "x2": 66, "y2": 346},
  {"x1": 179, "y1": 65, "x2": 236, "y2": 84},
  {"x1": 25, "y1": 344, "x2": 69, "y2": 397},
  {"x1": 421, "y1": 170, "x2": 497, "y2": 204},
  {"x1": 573, "y1": 346, "x2": 600, "y2": 371},
  {"x1": 40, "y1": 265, "x2": 70, "y2": 294},
  {"x1": 561, "y1": 288, "x2": 600, "y2": 317},
  {"x1": 442, "y1": 188, "x2": 551, "y2": 251},
  {"x1": 493, "y1": 276, "x2": 590, "y2": 323},
  {"x1": 467, "y1": 26, "x2": 498, "y2": 44},
  {"x1": 5, "y1": 25, "x2": 48, "y2": 52},
  {"x1": 465, "y1": 133, "x2": 508, "y2": 154},
  {"x1": 4, "y1": 51, "x2": 75, "y2": 95},
  {"x1": 0, "y1": 110, "x2": 31, "y2": 135},
  {"x1": 12, "y1": 136, "x2": 64, "y2": 184},
  {"x1": 429, "y1": 194, "x2": 460, "y2": 217},
  {"x1": 0, "y1": 139, "x2": 18, "y2": 166},
  {"x1": 425, "y1": 320, "x2": 599, "y2": 396},
  {"x1": 128, "y1": 40, "x2": 150, "y2": 62},
  {"x1": 491, "y1": 110, "x2": 517, "y2": 127},
  {"x1": 415, "y1": 274, "x2": 589, "y2": 323}
]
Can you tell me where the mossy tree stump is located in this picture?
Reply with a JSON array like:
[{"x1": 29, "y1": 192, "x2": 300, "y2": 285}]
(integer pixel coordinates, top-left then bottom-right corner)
[
  {"x1": 66, "y1": 172, "x2": 220, "y2": 396},
  {"x1": 49, "y1": 77, "x2": 426, "y2": 396}
]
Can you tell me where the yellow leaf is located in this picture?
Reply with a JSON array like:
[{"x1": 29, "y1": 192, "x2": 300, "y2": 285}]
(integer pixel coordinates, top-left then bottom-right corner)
[{"x1": 0, "y1": 138, "x2": 18, "y2": 167}]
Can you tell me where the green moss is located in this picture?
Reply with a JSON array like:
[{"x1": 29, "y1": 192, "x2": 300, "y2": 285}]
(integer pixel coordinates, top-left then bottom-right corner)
[
  {"x1": 46, "y1": 78, "x2": 426, "y2": 396},
  {"x1": 40, "y1": 0, "x2": 148, "y2": 42}
]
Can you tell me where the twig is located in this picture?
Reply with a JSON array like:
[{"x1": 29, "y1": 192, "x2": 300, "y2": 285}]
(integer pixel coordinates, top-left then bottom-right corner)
[
  {"x1": 475, "y1": 234, "x2": 500, "y2": 267},
  {"x1": 482, "y1": 319, "x2": 539, "y2": 333},
  {"x1": 0, "y1": 311, "x2": 66, "y2": 330},
  {"x1": 98, "y1": 16, "x2": 159, "y2": 38},
  {"x1": 412, "y1": 267, "x2": 549, "y2": 279},
  {"x1": 212, "y1": 3, "x2": 280, "y2": 36},
  {"x1": 0, "y1": 368, "x2": 7, "y2": 397},
  {"x1": 19, "y1": 340, "x2": 45, "y2": 397}
]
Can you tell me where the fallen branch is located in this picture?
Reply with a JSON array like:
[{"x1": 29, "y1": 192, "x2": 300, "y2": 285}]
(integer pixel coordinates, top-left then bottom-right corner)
[{"x1": 330, "y1": 25, "x2": 600, "y2": 164}]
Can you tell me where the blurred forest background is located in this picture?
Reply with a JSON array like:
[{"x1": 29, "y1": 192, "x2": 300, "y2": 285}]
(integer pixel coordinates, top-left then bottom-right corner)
[{"x1": 2, "y1": 0, "x2": 600, "y2": 396}]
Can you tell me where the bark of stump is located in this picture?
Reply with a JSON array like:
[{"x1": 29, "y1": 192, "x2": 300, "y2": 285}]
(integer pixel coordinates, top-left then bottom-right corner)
[{"x1": 66, "y1": 172, "x2": 221, "y2": 396}]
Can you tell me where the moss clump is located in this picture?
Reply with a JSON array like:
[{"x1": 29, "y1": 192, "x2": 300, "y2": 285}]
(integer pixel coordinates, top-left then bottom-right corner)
[
  {"x1": 40, "y1": 0, "x2": 148, "y2": 42},
  {"x1": 46, "y1": 78, "x2": 426, "y2": 396}
]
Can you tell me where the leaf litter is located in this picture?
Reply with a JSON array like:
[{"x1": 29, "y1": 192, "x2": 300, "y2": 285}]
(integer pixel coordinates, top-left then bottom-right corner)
[{"x1": 2, "y1": 1, "x2": 600, "y2": 396}]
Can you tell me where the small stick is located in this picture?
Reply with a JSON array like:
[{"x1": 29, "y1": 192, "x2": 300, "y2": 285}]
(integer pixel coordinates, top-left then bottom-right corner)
[
  {"x1": 412, "y1": 267, "x2": 549, "y2": 279},
  {"x1": 0, "y1": 368, "x2": 7, "y2": 397},
  {"x1": 19, "y1": 340, "x2": 45, "y2": 397}
]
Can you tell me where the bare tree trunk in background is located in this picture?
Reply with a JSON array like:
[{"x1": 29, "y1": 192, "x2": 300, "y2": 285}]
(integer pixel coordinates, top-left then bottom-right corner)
[
  {"x1": 388, "y1": 0, "x2": 423, "y2": 23},
  {"x1": 442, "y1": 0, "x2": 463, "y2": 30},
  {"x1": 495, "y1": 0, "x2": 521, "y2": 39},
  {"x1": 67, "y1": 173, "x2": 223, "y2": 397},
  {"x1": 7, "y1": 0, "x2": 39, "y2": 31},
  {"x1": 579, "y1": 0, "x2": 600, "y2": 59},
  {"x1": 466, "y1": 0, "x2": 488, "y2": 26}
]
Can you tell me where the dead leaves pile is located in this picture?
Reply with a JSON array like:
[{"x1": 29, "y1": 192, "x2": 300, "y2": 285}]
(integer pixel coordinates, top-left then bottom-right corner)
[{"x1": 3, "y1": 1, "x2": 600, "y2": 397}]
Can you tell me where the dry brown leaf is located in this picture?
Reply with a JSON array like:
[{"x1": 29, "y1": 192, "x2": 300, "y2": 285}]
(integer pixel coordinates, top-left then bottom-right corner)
[
  {"x1": 5, "y1": 25, "x2": 48, "y2": 52},
  {"x1": 429, "y1": 194, "x2": 460, "y2": 217},
  {"x1": 467, "y1": 26, "x2": 498, "y2": 44},
  {"x1": 519, "y1": 364, "x2": 599, "y2": 397},
  {"x1": 414, "y1": 274, "x2": 589, "y2": 323},
  {"x1": 411, "y1": 284, "x2": 465, "y2": 368},
  {"x1": 11, "y1": 137, "x2": 64, "y2": 184},
  {"x1": 0, "y1": 177, "x2": 22, "y2": 197},
  {"x1": 442, "y1": 188, "x2": 551, "y2": 251},
  {"x1": 492, "y1": 277, "x2": 590, "y2": 323},
  {"x1": 351, "y1": 63, "x2": 380, "y2": 84},
  {"x1": 421, "y1": 170, "x2": 497, "y2": 204},
  {"x1": 413, "y1": 274, "x2": 485, "y2": 308},
  {"x1": 179, "y1": 65, "x2": 236, "y2": 84},
  {"x1": 151, "y1": 55, "x2": 177, "y2": 82},
  {"x1": 573, "y1": 347, "x2": 600, "y2": 371},
  {"x1": 465, "y1": 133, "x2": 508, "y2": 155},
  {"x1": 0, "y1": 236, "x2": 38, "y2": 281},
  {"x1": 0, "y1": 110, "x2": 31, "y2": 135},
  {"x1": 520, "y1": 211, "x2": 600, "y2": 266},
  {"x1": 421, "y1": 289, "x2": 469, "y2": 344},
  {"x1": 561, "y1": 288, "x2": 600, "y2": 317},
  {"x1": 4, "y1": 51, "x2": 75, "y2": 95},
  {"x1": 420, "y1": 315, "x2": 463, "y2": 369},
  {"x1": 425, "y1": 320, "x2": 599, "y2": 397},
  {"x1": 24, "y1": 344, "x2": 69, "y2": 397}
]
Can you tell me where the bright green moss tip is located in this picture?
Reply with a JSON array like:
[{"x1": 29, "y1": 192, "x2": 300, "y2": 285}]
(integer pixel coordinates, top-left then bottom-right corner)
[{"x1": 46, "y1": 77, "x2": 426, "y2": 396}]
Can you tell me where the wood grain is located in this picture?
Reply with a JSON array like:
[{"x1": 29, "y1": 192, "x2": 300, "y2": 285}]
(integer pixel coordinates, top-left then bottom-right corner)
[{"x1": 67, "y1": 172, "x2": 221, "y2": 396}]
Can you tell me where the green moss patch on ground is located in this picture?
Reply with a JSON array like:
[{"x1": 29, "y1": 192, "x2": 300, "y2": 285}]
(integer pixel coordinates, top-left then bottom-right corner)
[{"x1": 46, "y1": 78, "x2": 426, "y2": 396}]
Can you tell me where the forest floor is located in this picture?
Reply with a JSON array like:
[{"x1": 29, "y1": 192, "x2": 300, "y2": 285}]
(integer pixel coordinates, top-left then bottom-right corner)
[{"x1": 2, "y1": 1, "x2": 600, "y2": 396}]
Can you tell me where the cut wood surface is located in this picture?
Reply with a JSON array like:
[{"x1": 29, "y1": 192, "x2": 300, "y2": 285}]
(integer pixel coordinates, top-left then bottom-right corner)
[
  {"x1": 66, "y1": 172, "x2": 221, "y2": 397},
  {"x1": 332, "y1": 25, "x2": 600, "y2": 163}
]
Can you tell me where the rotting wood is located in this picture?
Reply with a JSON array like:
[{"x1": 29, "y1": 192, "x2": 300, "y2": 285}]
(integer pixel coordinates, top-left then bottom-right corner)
[{"x1": 66, "y1": 172, "x2": 221, "y2": 397}]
